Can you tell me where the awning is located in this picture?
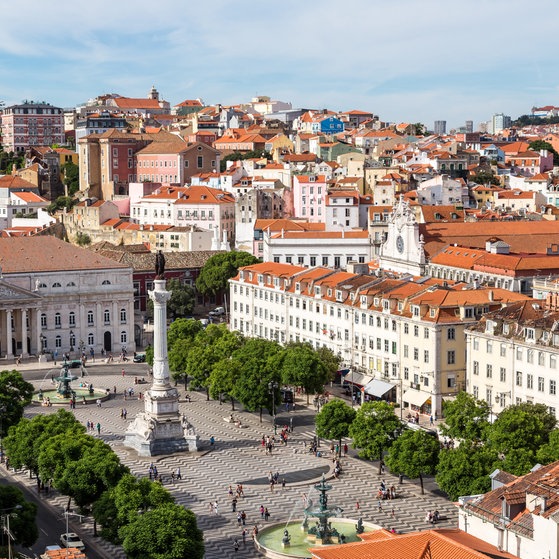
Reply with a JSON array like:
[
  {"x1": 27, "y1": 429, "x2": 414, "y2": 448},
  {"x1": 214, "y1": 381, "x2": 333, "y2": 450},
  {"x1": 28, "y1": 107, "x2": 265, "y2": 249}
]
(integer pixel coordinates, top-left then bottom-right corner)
[
  {"x1": 403, "y1": 389, "x2": 431, "y2": 408},
  {"x1": 364, "y1": 379, "x2": 396, "y2": 398},
  {"x1": 343, "y1": 371, "x2": 374, "y2": 387}
]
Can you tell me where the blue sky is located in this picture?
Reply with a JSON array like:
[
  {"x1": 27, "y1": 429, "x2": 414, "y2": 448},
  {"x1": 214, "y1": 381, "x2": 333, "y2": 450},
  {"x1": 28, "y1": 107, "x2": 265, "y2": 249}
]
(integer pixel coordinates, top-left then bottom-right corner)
[{"x1": 1, "y1": 0, "x2": 558, "y2": 130}]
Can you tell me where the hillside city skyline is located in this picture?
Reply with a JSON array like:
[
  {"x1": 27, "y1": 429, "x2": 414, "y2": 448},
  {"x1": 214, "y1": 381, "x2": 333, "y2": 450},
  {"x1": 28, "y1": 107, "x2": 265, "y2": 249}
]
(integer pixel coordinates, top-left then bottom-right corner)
[{"x1": 2, "y1": 0, "x2": 559, "y2": 128}]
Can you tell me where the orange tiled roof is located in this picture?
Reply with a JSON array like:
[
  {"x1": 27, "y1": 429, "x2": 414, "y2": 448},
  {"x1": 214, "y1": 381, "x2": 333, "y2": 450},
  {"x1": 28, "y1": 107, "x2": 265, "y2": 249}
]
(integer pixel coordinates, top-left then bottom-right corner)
[
  {"x1": 309, "y1": 528, "x2": 519, "y2": 559},
  {"x1": 112, "y1": 98, "x2": 162, "y2": 110},
  {"x1": 11, "y1": 191, "x2": 47, "y2": 203}
]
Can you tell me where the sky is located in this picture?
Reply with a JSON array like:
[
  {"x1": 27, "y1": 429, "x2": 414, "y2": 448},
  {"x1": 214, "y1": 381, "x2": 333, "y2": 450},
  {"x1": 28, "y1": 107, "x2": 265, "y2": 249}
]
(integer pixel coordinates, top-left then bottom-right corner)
[{"x1": 1, "y1": 0, "x2": 558, "y2": 130}]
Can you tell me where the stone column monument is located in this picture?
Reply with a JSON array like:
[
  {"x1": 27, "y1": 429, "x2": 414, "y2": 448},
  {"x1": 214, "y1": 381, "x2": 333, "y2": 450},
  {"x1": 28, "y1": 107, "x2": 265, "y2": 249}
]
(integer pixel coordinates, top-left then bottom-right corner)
[{"x1": 124, "y1": 252, "x2": 198, "y2": 456}]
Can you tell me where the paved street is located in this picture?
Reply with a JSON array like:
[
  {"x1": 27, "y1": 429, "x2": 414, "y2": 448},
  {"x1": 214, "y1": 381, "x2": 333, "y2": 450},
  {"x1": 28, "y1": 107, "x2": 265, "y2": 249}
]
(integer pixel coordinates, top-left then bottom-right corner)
[{"x1": 1, "y1": 359, "x2": 458, "y2": 558}]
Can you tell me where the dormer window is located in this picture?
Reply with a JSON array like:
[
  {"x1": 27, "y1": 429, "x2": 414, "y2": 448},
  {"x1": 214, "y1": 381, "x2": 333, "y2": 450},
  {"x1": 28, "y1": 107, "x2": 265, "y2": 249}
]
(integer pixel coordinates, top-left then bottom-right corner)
[
  {"x1": 295, "y1": 282, "x2": 301, "y2": 292},
  {"x1": 398, "y1": 302, "x2": 404, "y2": 311},
  {"x1": 383, "y1": 300, "x2": 389, "y2": 310},
  {"x1": 429, "y1": 308, "x2": 436, "y2": 318},
  {"x1": 257, "y1": 274, "x2": 263, "y2": 284},
  {"x1": 374, "y1": 298, "x2": 379, "y2": 306},
  {"x1": 327, "y1": 288, "x2": 333, "y2": 297},
  {"x1": 336, "y1": 290, "x2": 343, "y2": 301},
  {"x1": 248, "y1": 273, "x2": 253, "y2": 281},
  {"x1": 361, "y1": 296, "x2": 367, "y2": 305},
  {"x1": 412, "y1": 306, "x2": 420, "y2": 317},
  {"x1": 503, "y1": 323, "x2": 510, "y2": 335},
  {"x1": 315, "y1": 286, "x2": 321, "y2": 296},
  {"x1": 526, "y1": 328, "x2": 535, "y2": 340}
]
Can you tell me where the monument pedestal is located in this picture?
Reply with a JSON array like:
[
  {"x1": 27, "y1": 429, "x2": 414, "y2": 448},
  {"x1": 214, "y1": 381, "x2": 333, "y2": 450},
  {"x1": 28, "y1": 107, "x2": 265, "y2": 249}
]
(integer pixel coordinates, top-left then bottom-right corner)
[{"x1": 124, "y1": 278, "x2": 198, "y2": 456}]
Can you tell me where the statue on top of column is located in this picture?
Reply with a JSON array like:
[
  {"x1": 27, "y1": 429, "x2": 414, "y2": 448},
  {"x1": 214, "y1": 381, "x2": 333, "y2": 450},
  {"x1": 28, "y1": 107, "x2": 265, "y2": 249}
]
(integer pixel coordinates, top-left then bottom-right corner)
[{"x1": 155, "y1": 250, "x2": 166, "y2": 279}]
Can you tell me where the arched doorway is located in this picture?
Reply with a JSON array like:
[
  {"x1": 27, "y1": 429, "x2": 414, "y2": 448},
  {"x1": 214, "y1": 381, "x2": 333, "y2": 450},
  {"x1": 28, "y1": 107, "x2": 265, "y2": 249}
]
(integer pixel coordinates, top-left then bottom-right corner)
[{"x1": 104, "y1": 331, "x2": 112, "y2": 352}]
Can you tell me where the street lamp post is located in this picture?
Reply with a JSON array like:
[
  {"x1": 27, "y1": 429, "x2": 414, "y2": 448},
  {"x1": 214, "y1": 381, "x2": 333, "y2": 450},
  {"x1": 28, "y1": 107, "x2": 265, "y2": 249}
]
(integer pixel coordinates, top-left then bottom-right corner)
[
  {"x1": 1, "y1": 505, "x2": 22, "y2": 559},
  {"x1": 268, "y1": 381, "x2": 278, "y2": 435}
]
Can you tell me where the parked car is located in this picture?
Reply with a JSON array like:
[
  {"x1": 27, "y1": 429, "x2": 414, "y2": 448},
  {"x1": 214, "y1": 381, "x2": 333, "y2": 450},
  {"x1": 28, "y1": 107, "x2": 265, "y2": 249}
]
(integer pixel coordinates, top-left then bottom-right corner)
[
  {"x1": 133, "y1": 353, "x2": 146, "y2": 363},
  {"x1": 199, "y1": 318, "x2": 210, "y2": 327},
  {"x1": 209, "y1": 306, "x2": 225, "y2": 317},
  {"x1": 60, "y1": 533, "x2": 85, "y2": 551}
]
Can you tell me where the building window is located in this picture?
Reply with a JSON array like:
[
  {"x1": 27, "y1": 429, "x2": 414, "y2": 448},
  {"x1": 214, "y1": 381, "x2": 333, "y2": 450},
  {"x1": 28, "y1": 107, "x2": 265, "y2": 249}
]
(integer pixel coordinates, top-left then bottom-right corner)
[
  {"x1": 551, "y1": 380, "x2": 557, "y2": 396},
  {"x1": 413, "y1": 325, "x2": 419, "y2": 337},
  {"x1": 69, "y1": 332, "x2": 75, "y2": 349},
  {"x1": 120, "y1": 308, "x2": 127, "y2": 323},
  {"x1": 500, "y1": 344, "x2": 506, "y2": 357},
  {"x1": 69, "y1": 312, "x2": 76, "y2": 327},
  {"x1": 121, "y1": 331, "x2": 127, "y2": 344},
  {"x1": 424, "y1": 350, "x2": 429, "y2": 363},
  {"x1": 516, "y1": 371, "x2": 522, "y2": 387},
  {"x1": 55, "y1": 313, "x2": 61, "y2": 328},
  {"x1": 539, "y1": 377, "x2": 545, "y2": 392},
  {"x1": 88, "y1": 333, "x2": 94, "y2": 345},
  {"x1": 413, "y1": 348, "x2": 419, "y2": 361},
  {"x1": 486, "y1": 340, "x2": 493, "y2": 354},
  {"x1": 527, "y1": 374, "x2": 533, "y2": 390},
  {"x1": 447, "y1": 327, "x2": 455, "y2": 340},
  {"x1": 447, "y1": 350, "x2": 455, "y2": 365},
  {"x1": 55, "y1": 335, "x2": 62, "y2": 348},
  {"x1": 500, "y1": 367, "x2": 506, "y2": 382},
  {"x1": 551, "y1": 355, "x2": 557, "y2": 369},
  {"x1": 197, "y1": 156, "x2": 203, "y2": 168},
  {"x1": 424, "y1": 328, "x2": 429, "y2": 339},
  {"x1": 473, "y1": 361, "x2": 479, "y2": 375},
  {"x1": 104, "y1": 310, "x2": 110, "y2": 324},
  {"x1": 87, "y1": 311, "x2": 94, "y2": 325},
  {"x1": 486, "y1": 364, "x2": 492, "y2": 378},
  {"x1": 41, "y1": 313, "x2": 47, "y2": 328}
]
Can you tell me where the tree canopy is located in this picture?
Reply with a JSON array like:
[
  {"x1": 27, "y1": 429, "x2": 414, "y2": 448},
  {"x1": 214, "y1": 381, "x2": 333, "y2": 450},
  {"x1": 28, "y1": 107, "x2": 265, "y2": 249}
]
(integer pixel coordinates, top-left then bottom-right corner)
[
  {"x1": 121, "y1": 503, "x2": 204, "y2": 559},
  {"x1": 439, "y1": 391, "x2": 490, "y2": 442},
  {"x1": 349, "y1": 401, "x2": 403, "y2": 471},
  {"x1": 277, "y1": 343, "x2": 332, "y2": 403},
  {"x1": 0, "y1": 485, "x2": 38, "y2": 547},
  {"x1": 0, "y1": 370, "x2": 34, "y2": 437},
  {"x1": 196, "y1": 251, "x2": 259, "y2": 298},
  {"x1": 436, "y1": 441, "x2": 497, "y2": 500},
  {"x1": 315, "y1": 400, "x2": 356, "y2": 453},
  {"x1": 385, "y1": 429, "x2": 440, "y2": 494},
  {"x1": 528, "y1": 140, "x2": 559, "y2": 165}
]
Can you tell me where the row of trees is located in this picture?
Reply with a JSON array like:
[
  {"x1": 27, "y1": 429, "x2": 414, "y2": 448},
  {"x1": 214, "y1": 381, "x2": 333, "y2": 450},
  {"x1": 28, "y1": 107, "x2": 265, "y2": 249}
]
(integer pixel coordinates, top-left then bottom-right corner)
[
  {"x1": 315, "y1": 393, "x2": 559, "y2": 500},
  {"x1": 4, "y1": 409, "x2": 204, "y2": 559},
  {"x1": 156, "y1": 319, "x2": 339, "y2": 418}
]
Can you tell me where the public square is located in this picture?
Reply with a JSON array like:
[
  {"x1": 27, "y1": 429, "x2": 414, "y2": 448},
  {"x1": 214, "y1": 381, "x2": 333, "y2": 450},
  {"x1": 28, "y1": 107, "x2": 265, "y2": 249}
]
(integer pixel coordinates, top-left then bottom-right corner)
[{"x1": 3, "y1": 359, "x2": 459, "y2": 559}]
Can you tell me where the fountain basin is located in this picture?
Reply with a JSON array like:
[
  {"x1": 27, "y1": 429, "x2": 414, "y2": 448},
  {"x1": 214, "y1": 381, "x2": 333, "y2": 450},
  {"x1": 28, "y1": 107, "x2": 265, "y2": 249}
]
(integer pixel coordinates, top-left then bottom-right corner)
[
  {"x1": 254, "y1": 518, "x2": 380, "y2": 558},
  {"x1": 32, "y1": 389, "x2": 110, "y2": 406}
]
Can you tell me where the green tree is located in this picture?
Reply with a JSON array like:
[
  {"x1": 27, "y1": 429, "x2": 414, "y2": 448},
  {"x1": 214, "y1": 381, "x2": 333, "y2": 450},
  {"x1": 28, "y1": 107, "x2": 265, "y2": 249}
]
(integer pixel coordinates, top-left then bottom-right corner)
[
  {"x1": 184, "y1": 325, "x2": 243, "y2": 400},
  {"x1": 230, "y1": 337, "x2": 282, "y2": 421},
  {"x1": 196, "y1": 251, "x2": 259, "y2": 299},
  {"x1": 219, "y1": 150, "x2": 270, "y2": 172},
  {"x1": 93, "y1": 474, "x2": 174, "y2": 545},
  {"x1": 536, "y1": 429, "x2": 559, "y2": 464},
  {"x1": 349, "y1": 401, "x2": 403, "y2": 473},
  {"x1": 47, "y1": 195, "x2": 77, "y2": 214},
  {"x1": 167, "y1": 318, "x2": 203, "y2": 352},
  {"x1": 4, "y1": 409, "x2": 84, "y2": 477},
  {"x1": 439, "y1": 391, "x2": 490, "y2": 443},
  {"x1": 278, "y1": 344, "x2": 332, "y2": 404},
  {"x1": 62, "y1": 161, "x2": 80, "y2": 195},
  {"x1": 121, "y1": 503, "x2": 204, "y2": 559},
  {"x1": 315, "y1": 400, "x2": 356, "y2": 456},
  {"x1": 487, "y1": 402, "x2": 556, "y2": 472},
  {"x1": 208, "y1": 357, "x2": 242, "y2": 410},
  {"x1": 385, "y1": 429, "x2": 440, "y2": 494},
  {"x1": 75, "y1": 231, "x2": 91, "y2": 246},
  {"x1": 471, "y1": 169, "x2": 500, "y2": 186},
  {"x1": 528, "y1": 140, "x2": 559, "y2": 165},
  {"x1": 0, "y1": 370, "x2": 34, "y2": 437},
  {"x1": 436, "y1": 441, "x2": 497, "y2": 500},
  {"x1": 167, "y1": 279, "x2": 195, "y2": 320},
  {"x1": 0, "y1": 485, "x2": 38, "y2": 547}
]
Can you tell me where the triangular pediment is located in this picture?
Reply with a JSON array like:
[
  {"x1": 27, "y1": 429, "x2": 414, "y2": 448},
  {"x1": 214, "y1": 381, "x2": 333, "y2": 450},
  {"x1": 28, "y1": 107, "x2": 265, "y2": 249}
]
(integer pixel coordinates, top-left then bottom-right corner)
[{"x1": 0, "y1": 279, "x2": 43, "y2": 303}]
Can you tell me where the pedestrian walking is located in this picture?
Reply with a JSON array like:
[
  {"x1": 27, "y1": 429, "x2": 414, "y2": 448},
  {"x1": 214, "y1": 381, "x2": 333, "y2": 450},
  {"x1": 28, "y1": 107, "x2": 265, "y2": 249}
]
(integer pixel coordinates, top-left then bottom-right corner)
[
  {"x1": 391, "y1": 506, "x2": 395, "y2": 518},
  {"x1": 210, "y1": 435, "x2": 215, "y2": 447},
  {"x1": 237, "y1": 512, "x2": 242, "y2": 526},
  {"x1": 96, "y1": 399, "x2": 101, "y2": 407},
  {"x1": 378, "y1": 500, "x2": 382, "y2": 512},
  {"x1": 233, "y1": 539, "x2": 239, "y2": 553},
  {"x1": 343, "y1": 443, "x2": 348, "y2": 456},
  {"x1": 241, "y1": 510, "x2": 246, "y2": 526},
  {"x1": 429, "y1": 415, "x2": 434, "y2": 426},
  {"x1": 96, "y1": 422, "x2": 101, "y2": 435},
  {"x1": 213, "y1": 500, "x2": 218, "y2": 515},
  {"x1": 264, "y1": 507, "x2": 270, "y2": 521},
  {"x1": 356, "y1": 500, "x2": 360, "y2": 511},
  {"x1": 176, "y1": 467, "x2": 181, "y2": 480},
  {"x1": 281, "y1": 478, "x2": 286, "y2": 491},
  {"x1": 122, "y1": 368, "x2": 125, "y2": 377},
  {"x1": 260, "y1": 505, "x2": 265, "y2": 519},
  {"x1": 242, "y1": 528, "x2": 247, "y2": 545},
  {"x1": 232, "y1": 498, "x2": 237, "y2": 512}
]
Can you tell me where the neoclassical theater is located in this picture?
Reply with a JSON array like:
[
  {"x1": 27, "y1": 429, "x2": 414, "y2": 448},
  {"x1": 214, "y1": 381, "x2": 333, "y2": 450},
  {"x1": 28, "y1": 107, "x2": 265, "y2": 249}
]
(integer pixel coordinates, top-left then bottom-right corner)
[{"x1": 0, "y1": 236, "x2": 135, "y2": 359}]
